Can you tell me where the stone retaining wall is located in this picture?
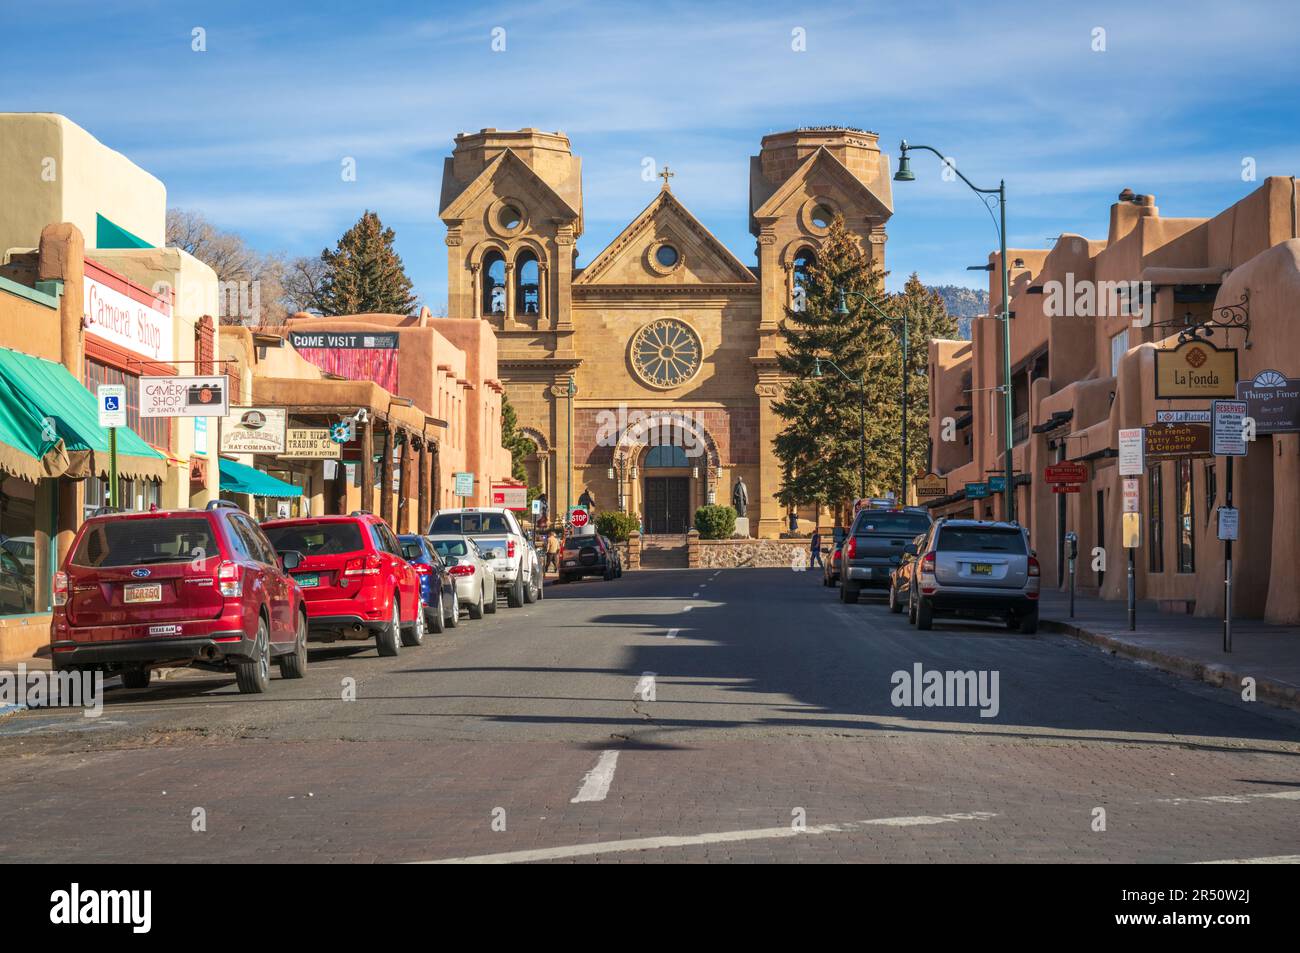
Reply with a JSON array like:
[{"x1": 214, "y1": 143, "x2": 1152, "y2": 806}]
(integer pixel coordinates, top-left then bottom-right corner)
[{"x1": 696, "y1": 538, "x2": 814, "y2": 569}]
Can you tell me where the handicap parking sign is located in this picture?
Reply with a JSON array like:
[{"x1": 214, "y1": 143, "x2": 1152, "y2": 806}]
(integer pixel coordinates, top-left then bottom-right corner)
[{"x1": 97, "y1": 385, "x2": 127, "y2": 428}]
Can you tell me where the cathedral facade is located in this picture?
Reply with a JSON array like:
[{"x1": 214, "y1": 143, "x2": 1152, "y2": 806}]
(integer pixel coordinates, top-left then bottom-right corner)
[{"x1": 438, "y1": 126, "x2": 893, "y2": 537}]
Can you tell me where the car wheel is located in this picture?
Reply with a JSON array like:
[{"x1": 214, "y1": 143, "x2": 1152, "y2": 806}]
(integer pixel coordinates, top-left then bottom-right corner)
[
  {"x1": 508, "y1": 571, "x2": 524, "y2": 608},
  {"x1": 428, "y1": 591, "x2": 445, "y2": 634},
  {"x1": 235, "y1": 618, "x2": 272, "y2": 694},
  {"x1": 915, "y1": 598, "x2": 934, "y2": 631},
  {"x1": 376, "y1": 600, "x2": 402, "y2": 656},
  {"x1": 523, "y1": 569, "x2": 537, "y2": 604},
  {"x1": 468, "y1": 586, "x2": 485, "y2": 620},
  {"x1": 401, "y1": 601, "x2": 425, "y2": 647},
  {"x1": 445, "y1": 589, "x2": 459, "y2": 627},
  {"x1": 839, "y1": 580, "x2": 858, "y2": 604},
  {"x1": 907, "y1": 590, "x2": 918, "y2": 625},
  {"x1": 278, "y1": 612, "x2": 308, "y2": 679},
  {"x1": 484, "y1": 583, "x2": 497, "y2": 613},
  {"x1": 889, "y1": 585, "x2": 904, "y2": 613},
  {"x1": 121, "y1": 667, "x2": 151, "y2": 690}
]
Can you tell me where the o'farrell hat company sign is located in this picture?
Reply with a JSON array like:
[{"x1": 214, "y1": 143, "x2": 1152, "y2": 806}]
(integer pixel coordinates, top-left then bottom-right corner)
[
  {"x1": 220, "y1": 408, "x2": 286, "y2": 454},
  {"x1": 1154, "y1": 340, "x2": 1237, "y2": 399},
  {"x1": 140, "y1": 376, "x2": 229, "y2": 418}
]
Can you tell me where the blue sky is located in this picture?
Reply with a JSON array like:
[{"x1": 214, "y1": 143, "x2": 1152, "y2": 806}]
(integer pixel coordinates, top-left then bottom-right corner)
[{"x1": 3, "y1": 0, "x2": 1299, "y2": 305}]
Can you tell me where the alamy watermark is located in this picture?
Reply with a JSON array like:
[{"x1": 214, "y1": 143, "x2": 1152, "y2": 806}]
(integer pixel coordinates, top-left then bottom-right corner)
[
  {"x1": 1, "y1": 665, "x2": 103, "y2": 717},
  {"x1": 1043, "y1": 274, "x2": 1152, "y2": 327},
  {"x1": 594, "y1": 406, "x2": 707, "y2": 458},
  {"x1": 890, "y1": 663, "x2": 1000, "y2": 718}
]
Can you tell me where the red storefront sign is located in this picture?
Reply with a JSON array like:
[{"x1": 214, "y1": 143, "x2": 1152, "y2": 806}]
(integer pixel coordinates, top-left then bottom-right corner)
[{"x1": 1043, "y1": 462, "x2": 1087, "y2": 485}]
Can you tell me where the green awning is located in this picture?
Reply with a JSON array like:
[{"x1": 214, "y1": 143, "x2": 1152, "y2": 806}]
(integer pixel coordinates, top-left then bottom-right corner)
[
  {"x1": 219, "y1": 458, "x2": 303, "y2": 498},
  {"x1": 0, "y1": 347, "x2": 165, "y2": 483}
]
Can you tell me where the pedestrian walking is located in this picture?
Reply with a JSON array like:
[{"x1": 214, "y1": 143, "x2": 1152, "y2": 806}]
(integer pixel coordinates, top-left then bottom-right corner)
[
  {"x1": 810, "y1": 527, "x2": 823, "y2": 568},
  {"x1": 545, "y1": 530, "x2": 561, "y2": 573}
]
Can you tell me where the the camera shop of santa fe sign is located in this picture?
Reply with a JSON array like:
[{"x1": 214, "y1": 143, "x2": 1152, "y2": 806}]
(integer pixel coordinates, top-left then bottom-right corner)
[{"x1": 140, "y1": 376, "x2": 230, "y2": 418}]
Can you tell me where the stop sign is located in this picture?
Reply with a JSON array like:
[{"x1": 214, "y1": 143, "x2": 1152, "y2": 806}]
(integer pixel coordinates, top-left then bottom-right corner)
[{"x1": 570, "y1": 507, "x2": 589, "y2": 527}]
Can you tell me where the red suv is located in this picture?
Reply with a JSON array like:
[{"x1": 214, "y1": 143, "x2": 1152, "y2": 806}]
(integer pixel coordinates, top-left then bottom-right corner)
[
  {"x1": 50, "y1": 501, "x2": 309, "y2": 694},
  {"x1": 261, "y1": 512, "x2": 423, "y2": 657}
]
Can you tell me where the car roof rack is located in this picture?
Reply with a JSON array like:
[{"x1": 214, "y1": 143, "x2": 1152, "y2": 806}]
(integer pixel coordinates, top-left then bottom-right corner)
[
  {"x1": 206, "y1": 500, "x2": 240, "y2": 511},
  {"x1": 349, "y1": 510, "x2": 372, "y2": 517}
]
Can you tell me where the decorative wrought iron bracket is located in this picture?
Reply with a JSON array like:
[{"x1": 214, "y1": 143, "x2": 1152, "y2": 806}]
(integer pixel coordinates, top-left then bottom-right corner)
[{"x1": 1151, "y1": 290, "x2": 1251, "y2": 349}]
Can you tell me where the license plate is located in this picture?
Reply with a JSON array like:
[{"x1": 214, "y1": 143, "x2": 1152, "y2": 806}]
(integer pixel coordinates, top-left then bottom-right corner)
[
  {"x1": 124, "y1": 583, "x2": 162, "y2": 604},
  {"x1": 970, "y1": 563, "x2": 993, "y2": 576},
  {"x1": 294, "y1": 573, "x2": 320, "y2": 588},
  {"x1": 564, "y1": 560, "x2": 576, "y2": 566},
  {"x1": 149, "y1": 624, "x2": 182, "y2": 636}
]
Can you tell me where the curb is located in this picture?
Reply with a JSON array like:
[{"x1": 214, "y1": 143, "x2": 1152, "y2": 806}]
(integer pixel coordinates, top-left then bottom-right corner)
[{"x1": 1041, "y1": 618, "x2": 1300, "y2": 713}]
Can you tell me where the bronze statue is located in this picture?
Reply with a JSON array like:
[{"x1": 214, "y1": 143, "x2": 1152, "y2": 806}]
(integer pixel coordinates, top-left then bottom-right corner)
[{"x1": 731, "y1": 477, "x2": 748, "y2": 518}]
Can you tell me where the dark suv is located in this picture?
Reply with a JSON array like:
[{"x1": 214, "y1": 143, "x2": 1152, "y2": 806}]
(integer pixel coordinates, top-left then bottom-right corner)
[
  {"x1": 557, "y1": 532, "x2": 616, "y2": 583},
  {"x1": 839, "y1": 506, "x2": 933, "y2": 603},
  {"x1": 51, "y1": 501, "x2": 309, "y2": 694},
  {"x1": 262, "y1": 513, "x2": 423, "y2": 656}
]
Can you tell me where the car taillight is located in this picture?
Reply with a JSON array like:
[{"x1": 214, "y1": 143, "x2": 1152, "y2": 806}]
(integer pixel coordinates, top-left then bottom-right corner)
[
  {"x1": 1028, "y1": 556, "x2": 1040, "y2": 577},
  {"x1": 921, "y1": 553, "x2": 936, "y2": 573},
  {"x1": 448, "y1": 564, "x2": 475, "y2": 577},
  {"x1": 413, "y1": 563, "x2": 431, "y2": 575},
  {"x1": 53, "y1": 571, "x2": 68, "y2": 607},
  {"x1": 343, "y1": 554, "x2": 382, "y2": 576},
  {"x1": 845, "y1": 537, "x2": 856, "y2": 559},
  {"x1": 216, "y1": 560, "x2": 242, "y2": 597},
  {"x1": 507, "y1": 540, "x2": 516, "y2": 558}
]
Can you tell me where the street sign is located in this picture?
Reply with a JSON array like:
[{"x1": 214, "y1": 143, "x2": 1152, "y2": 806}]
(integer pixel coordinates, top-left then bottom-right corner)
[
  {"x1": 97, "y1": 385, "x2": 127, "y2": 429},
  {"x1": 1154, "y1": 339, "x2": 1238, "y2": 399},
  {"x1": 964, "y1": 482, "x2": 989, "y2": 499},
  {"x1": 1155, "y1": 409, "x2": 1211, "y2": 424},
  {"x1": 1122, "y1": 511, "x2": 1141, "y2": 549},
  {"x1": 1212, "y1": 399, "x2": 1249, "y2": 456},
  {"x1": 570, "y1": 506, "x2": 590, "y2": 528},
  {"x1": 987, "y1": 475, "x2": 1007, "y2": 493},
  {"x1": 1118, "y1": 429, "x2": 1145, "y2": 475},
  {"x1": 1144, "y1": 422, "x2": 1212, "y2": 460},
  {"x1": 1051, "y1": 484, "x2": 1081, "y2": 494},
  {"x1": 914, "y1": 472, "x2": 948, "y2": 500},
  {"x1": 140, "y1": 375, "x2": 229, "y2": 418},
  {"x1": 1236, "y1": 369, "x2": 1300, "y2": 434},
  {"x1": 453, "y1": 472, "x2": 474, "y2": 497},
  {"x1": 1043, "y1": 462, "x2": 1087, "y2": 485},
  {"x1": 1217, "y1": 506, "x2": 1239, "y2": 541},
  {"x1": 1122, "y1": 477, "x2": 1140, "y2": 513},
  {"x1": 531, "y1": 498, "x2": 542, "y2": 516}
]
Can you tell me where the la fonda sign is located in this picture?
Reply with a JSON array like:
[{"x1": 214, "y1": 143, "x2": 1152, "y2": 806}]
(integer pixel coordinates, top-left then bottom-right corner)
[{"x1": 83, "y1": 262, "x2": 174, "y2": 363}]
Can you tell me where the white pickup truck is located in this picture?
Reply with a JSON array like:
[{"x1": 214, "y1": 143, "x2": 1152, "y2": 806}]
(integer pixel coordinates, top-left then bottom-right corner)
[{"x1": 426, "y1": 507, "x2": 542, "y2": 607}]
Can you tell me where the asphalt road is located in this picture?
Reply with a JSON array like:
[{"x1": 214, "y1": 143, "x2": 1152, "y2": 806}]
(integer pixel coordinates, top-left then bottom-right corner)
[{"x1": 2, "y1": 567, "x2": 1298, "y2": 863}]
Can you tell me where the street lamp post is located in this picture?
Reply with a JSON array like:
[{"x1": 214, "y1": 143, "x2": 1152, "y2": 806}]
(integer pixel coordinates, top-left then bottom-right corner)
[
  {"x1": 565, "y1": 377, "x2": 577, "y2": 520},
  {"x1": 810, "y1": 356, "x2": 866, "y2": 498},
  {"x1": 894, "y1": 141, "x2": 1015, "y2": 523},
  {"x1": 835, "y1": 290, "x2": 910, "y2": 504}
]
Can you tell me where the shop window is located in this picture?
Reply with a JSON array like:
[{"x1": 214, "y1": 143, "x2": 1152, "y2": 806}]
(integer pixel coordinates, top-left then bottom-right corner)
[
  {"x1": 515, "y1": 252, "x2": 540, "y2": 315},
  {"x1": 1176, "y1": 459, "x2": 1195, "y2": 573},
  {"x1": 0, "y1": 475, "x2": 38, "y2": 616},
  {"x1": 1109, "y1": 329, "x2": 1129, "y2": 377},
  {"x1": 1148, "y1": 465, "x2": 1164, "y2": 574}
]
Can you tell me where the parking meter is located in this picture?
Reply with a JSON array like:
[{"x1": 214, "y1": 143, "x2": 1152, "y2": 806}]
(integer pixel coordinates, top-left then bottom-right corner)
[{"x1": 1064, "y1": 532, "x2": 1078, "y2": 617}]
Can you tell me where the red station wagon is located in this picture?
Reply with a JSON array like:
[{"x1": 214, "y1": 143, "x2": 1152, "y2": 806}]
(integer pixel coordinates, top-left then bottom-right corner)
[
  {"x1": 261, "y1": 512, "x2": 424, "y2": 657},
  {"x1": 50, "y1": 501, "x2": 309, "y2": 694}
]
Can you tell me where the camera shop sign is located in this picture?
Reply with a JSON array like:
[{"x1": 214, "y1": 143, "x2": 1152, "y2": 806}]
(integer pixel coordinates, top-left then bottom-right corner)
[
  {"x1": 1235, "y1": 368, "x2": 1300, "y2": 434},
  {"x1": 140, "y1": 376, "x2": 229, "y2": 418},
  {"x1": 1154, "y1": 340, "x2": 1237, "y2": 399},
  {"x1": 220, "y1": 408, "x2": 286, "y2": 454}
]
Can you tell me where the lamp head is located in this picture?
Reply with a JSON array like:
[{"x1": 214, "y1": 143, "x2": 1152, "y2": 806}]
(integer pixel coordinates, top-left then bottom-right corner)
[
  {"x1": 894, "y1": 142, "x2": 915, "y2": 182},
  {"x1": 834, "y1": 289, "x2": 850, "y2": 317},
  {"x1": 812, "y1": 357, "x2": 823, "y2": 379}
]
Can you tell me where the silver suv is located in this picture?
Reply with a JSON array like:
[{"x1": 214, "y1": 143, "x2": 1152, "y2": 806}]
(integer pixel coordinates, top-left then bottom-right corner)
[{"x1": 907, "y1": 519, "x2": 1040, "y2": 633}]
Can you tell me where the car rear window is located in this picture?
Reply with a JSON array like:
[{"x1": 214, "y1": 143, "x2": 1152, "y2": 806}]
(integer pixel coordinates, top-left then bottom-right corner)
[
  {"x1": 429, "y1": 512, "x2": 512, "y2": 534},
  {"x1": 938, "y1": 527, "x2": 1027, "y2": 554},
  {"x1": 429, "y1": 538, "x2": 469, "y2": 560},
  {"x1": 853, "y1": 513, "x2": 931, "y2": 535},
  {"x1": 71, "y1": 518, "x2": 216, "y2": 567},
  {"x1": 564, "y1": 536, "x2": 599, "y2": 550},
  {"x1": 263, "y1": 522, "x2": 364, "y2": 556}
]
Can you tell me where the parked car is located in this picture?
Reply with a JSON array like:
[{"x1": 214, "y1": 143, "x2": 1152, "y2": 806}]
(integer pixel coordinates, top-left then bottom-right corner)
[
  {"x1": 50, "y1": 501, "x2": 308, "y2": 694},
  {"x1": 426, "y1": 534, "x2": 497, "y2": 619},
  {"x1": 262, "y1": 512, "x2": 424, "y2": 656},
  {"x1": 600, "y1": 535, "x2": 624, "y2": 577},
  {"x1": 822, "y1": 541, "x2": 842, "y2": 587},
  {"x1": 839, "y1": 507, "x2": 933, "y2": 604},
  {"x1": 557, "y1": 532, "x2": 616, "y2": 583},
  {"x1": 427, "y1": 507, "x2": 541, "y2": 607},
  {"x1": 398, "y1": 534, "x2": 459, "y2": 632},
  {"x1": 907, "y1": 519, "x2": 1040, "y2": 632},
  {"x1": 0, "y1": 548, "x2": 34, "y2": 613},
  {"x1": 1, "y1": 535, "x2": 36, "y2": 574},
  {"x1": 887, "y1": 533, "x2": 927, "y2": 613}
]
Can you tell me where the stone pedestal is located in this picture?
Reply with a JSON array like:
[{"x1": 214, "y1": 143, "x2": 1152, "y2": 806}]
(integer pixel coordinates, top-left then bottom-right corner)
[{"x1": 734, "y1": 517, "x2": 751, "y2": 538}]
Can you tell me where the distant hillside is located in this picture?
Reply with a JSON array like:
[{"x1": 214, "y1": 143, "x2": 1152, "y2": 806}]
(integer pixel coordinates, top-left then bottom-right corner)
[{"x1": 928, "y1": 285, "x2": 988, "y2": 340}]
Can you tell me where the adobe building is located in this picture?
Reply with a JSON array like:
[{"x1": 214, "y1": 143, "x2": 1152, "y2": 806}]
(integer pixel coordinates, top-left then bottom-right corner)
[
  {"x1": 927, "y1": 177, "x2": 1300, "y2": 623},
  {"x1": 437, "y1": 126, "x2": 893, "y2": 536}
]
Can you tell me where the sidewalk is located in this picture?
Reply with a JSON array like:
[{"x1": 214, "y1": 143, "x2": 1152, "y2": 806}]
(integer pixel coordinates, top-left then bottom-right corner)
[{"x1": 1038, "y1": 590, "x2": 1300, "y2": 712}]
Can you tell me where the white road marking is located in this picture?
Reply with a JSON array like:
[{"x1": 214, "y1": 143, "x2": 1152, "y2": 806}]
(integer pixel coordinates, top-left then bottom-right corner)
[
  {"x1": 1198, "y1": 854, "x2": 1300, "y2": 864},
  {"x1": 1156, "y1": 789, "x2": 1300, "y2": 806},
  {"x1": 666, "y1": 628, "x2": 678, "y2": 639},
  {"x1": 692, "y1": 592, "x2": 700, "y2": 598},
  {"x1": 417, "y1": 811, "x2": 999, "y2": 864},
  {"x1": 682, "y1": 606, "x2": 692, "y2": 613},
  {"x1": 633, "y1": 672, "x2": 656, "y2": 699},
  {"x1": 570, "y1": 750, "x2": 620, "y2": 803}
]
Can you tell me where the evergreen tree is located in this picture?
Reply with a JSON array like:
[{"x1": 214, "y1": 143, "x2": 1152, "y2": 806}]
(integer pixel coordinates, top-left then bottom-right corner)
[
  {"x1": 319, "y1": 211, "x2": 418, "y2": 316},
  {"x1": 500, "y1": 394, "x2": 535, "y2": 485}
]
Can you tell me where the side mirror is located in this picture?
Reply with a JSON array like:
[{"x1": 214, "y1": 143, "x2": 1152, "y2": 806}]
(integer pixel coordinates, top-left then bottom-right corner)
[{"x1": 280, "y1": 550, "x2": 303, "y2": 571}]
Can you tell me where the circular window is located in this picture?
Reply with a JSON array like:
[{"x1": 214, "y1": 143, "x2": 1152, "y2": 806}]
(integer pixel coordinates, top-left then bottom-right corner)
[
  {"x1": 630, "y1": 319, "x2": 703, "y2": 389},
  {"x1": 498, "y1": 205, "x2": 523, "y2": 231},
  {"x1": 655, "y1": 244, "x2": 680, "y2": 268},
  {"x1": 811, "y1": 204, "x2": 835, "y2": 229}
]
